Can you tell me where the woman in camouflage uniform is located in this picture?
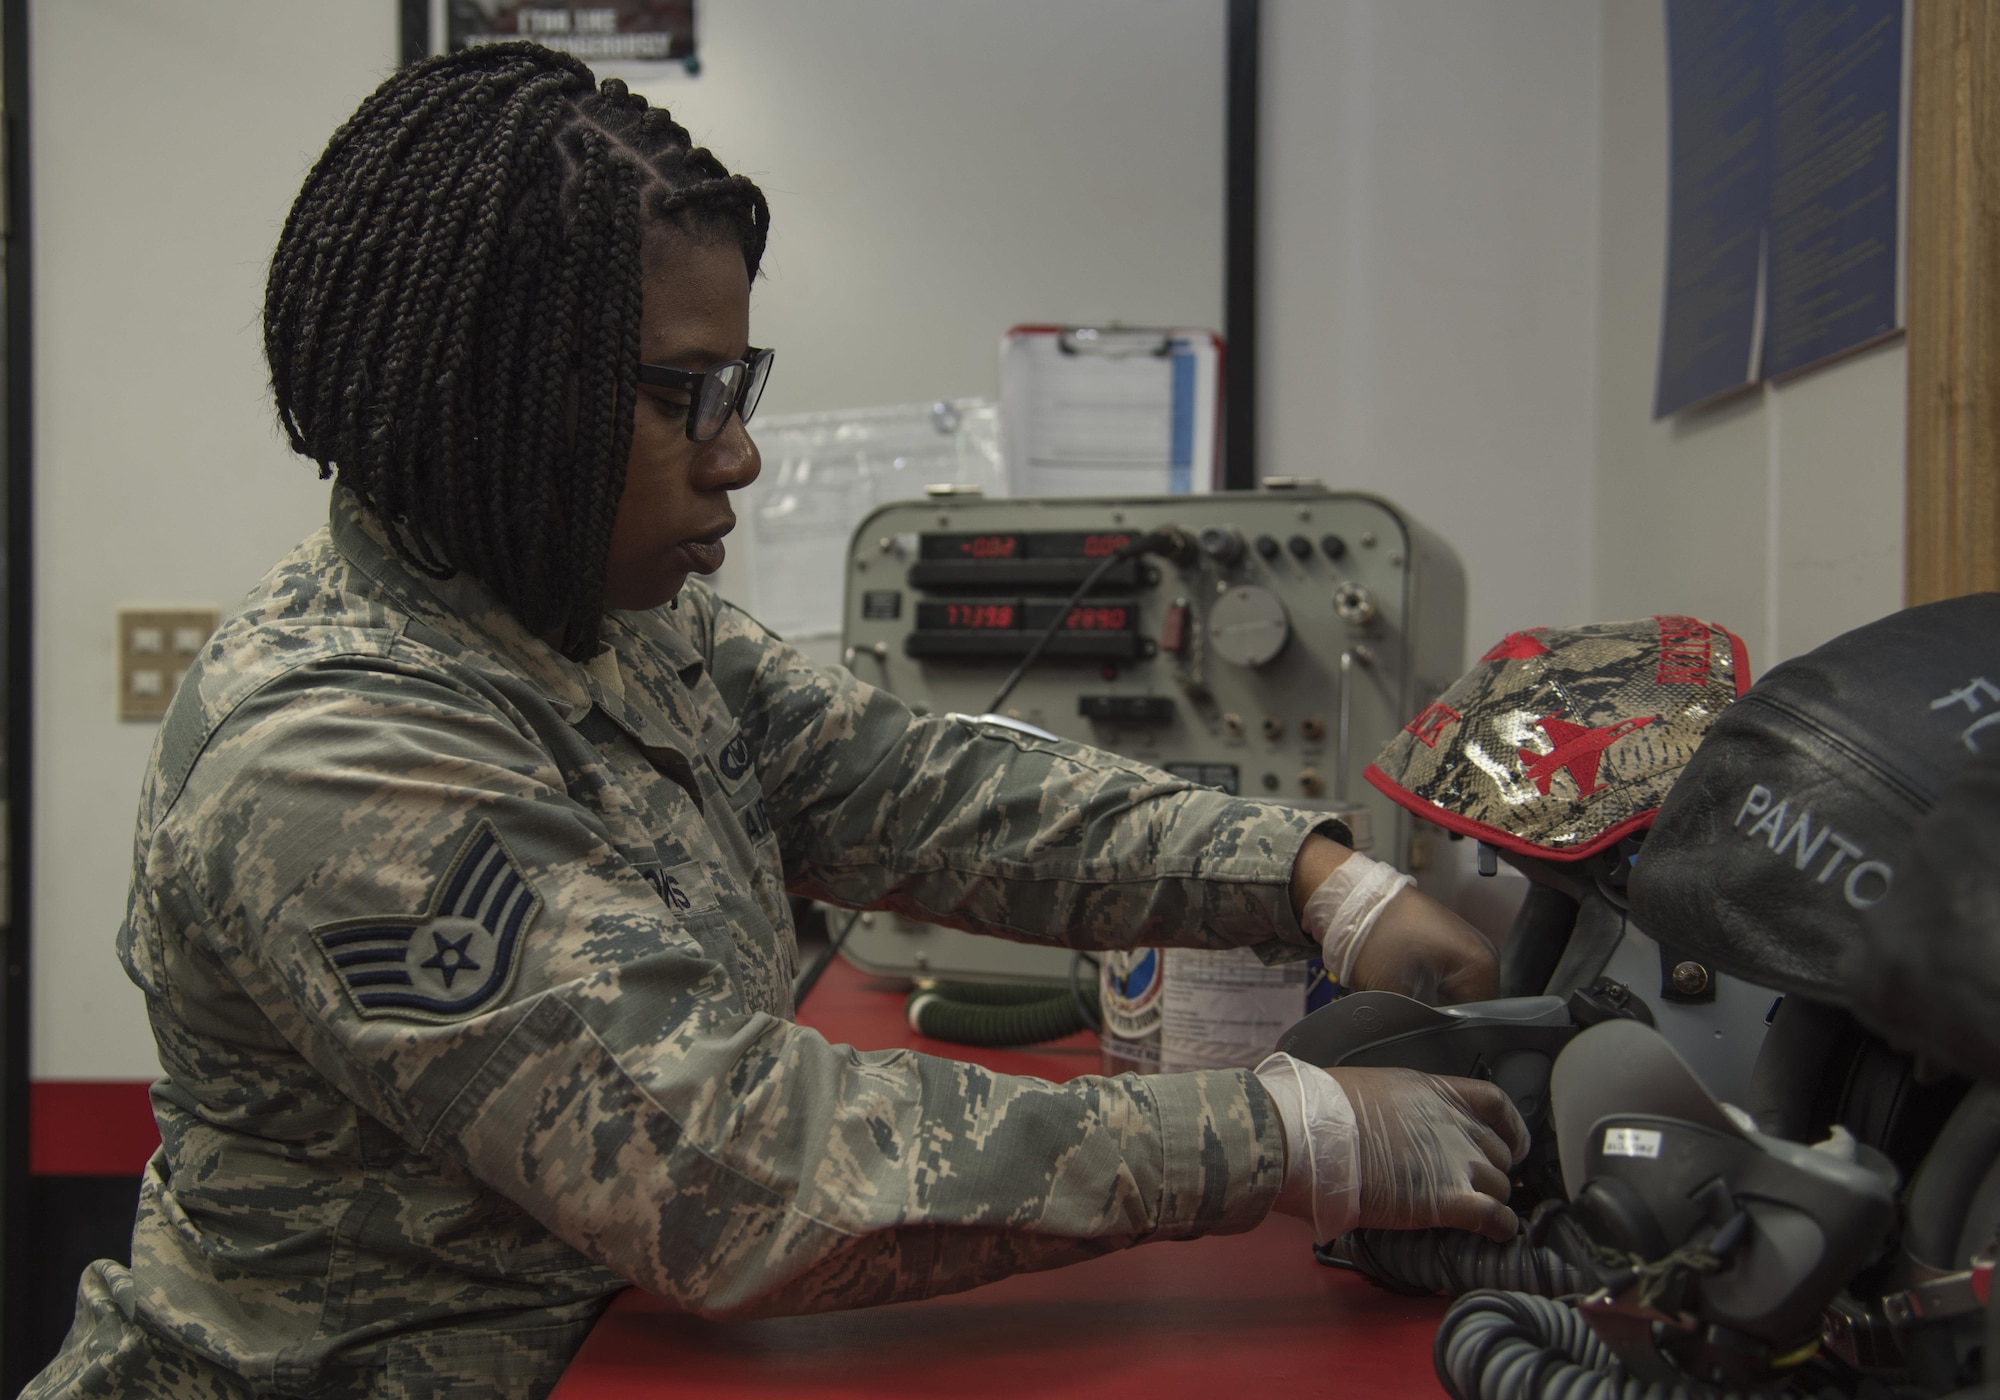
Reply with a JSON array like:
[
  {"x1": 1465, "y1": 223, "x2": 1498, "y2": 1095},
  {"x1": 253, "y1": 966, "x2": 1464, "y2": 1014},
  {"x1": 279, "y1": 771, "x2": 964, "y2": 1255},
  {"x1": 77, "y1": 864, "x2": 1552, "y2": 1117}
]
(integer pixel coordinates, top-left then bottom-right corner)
[{"x1": 29, "y1": 44, "x2": 1524, "y2": 1400}]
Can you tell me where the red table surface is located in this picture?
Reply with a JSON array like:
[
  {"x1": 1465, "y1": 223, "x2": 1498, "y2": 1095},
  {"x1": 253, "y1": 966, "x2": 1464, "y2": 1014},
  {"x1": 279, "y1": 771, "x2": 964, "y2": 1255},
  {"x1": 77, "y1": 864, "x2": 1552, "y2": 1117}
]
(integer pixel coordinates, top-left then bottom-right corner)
[{"x1": 552, "y1": 956, "x2": 1450, "y2": 1399}]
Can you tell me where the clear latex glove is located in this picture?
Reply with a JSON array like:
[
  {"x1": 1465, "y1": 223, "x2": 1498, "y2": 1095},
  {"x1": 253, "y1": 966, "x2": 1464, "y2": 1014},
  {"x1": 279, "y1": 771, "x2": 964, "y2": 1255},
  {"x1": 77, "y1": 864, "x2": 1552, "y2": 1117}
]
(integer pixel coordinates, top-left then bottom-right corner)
[
  {"x1": 1344, "y1": 885, "x2": 1500, "y2": 1005},
  {"x1": 1256, "y1": 1054, "x2": 1529, "y2": 1244},
  {"x1": 1300, "y1": 850, "x2": 1415, "y2": 988},
  {"x1": 1299, "y1": 854, "x2": 1500, "y2": 1006}
]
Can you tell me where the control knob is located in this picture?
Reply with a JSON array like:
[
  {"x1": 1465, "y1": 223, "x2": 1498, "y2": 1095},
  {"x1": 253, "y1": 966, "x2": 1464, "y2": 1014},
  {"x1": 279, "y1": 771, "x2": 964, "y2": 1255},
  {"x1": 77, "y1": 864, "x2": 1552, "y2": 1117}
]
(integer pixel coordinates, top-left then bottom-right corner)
[
  {"x1": 1208, "y1": 586, "x2": 1291, "y2": 667},
  {"x1": 1198, "y1": 525, "x2": 1246, "y2": 566}
]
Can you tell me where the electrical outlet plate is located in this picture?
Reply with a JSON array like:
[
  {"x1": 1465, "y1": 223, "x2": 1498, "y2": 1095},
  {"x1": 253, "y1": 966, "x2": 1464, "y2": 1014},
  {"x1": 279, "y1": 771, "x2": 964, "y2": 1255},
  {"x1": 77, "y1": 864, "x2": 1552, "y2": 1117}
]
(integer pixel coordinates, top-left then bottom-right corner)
[{"x1": 118, "y1": 608, "x2": 220, "y2": 722}]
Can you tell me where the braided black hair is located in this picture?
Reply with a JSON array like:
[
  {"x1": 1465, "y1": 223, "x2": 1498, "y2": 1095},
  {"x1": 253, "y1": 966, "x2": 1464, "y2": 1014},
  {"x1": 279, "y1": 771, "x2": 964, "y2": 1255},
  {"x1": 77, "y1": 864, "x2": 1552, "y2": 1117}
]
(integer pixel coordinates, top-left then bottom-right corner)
[{"x1": 265, "y1": 42, "x2": 769, "y2": 658}]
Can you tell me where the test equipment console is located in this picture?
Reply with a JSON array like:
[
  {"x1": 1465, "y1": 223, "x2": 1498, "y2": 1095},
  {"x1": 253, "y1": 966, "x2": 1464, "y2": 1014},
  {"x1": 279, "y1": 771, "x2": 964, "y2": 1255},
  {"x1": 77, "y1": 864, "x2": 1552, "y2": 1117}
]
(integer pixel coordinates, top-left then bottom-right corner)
[{"x1": 833, "y1": 483, "x2": 1467, "y2": 983}]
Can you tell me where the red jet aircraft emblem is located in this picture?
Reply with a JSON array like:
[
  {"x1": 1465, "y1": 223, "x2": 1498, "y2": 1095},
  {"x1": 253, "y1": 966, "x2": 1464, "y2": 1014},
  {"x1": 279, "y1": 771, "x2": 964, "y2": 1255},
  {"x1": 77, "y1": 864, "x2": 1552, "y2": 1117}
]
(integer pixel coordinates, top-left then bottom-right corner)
[
  {"x1": 1481, "y1": 631, "x2": 1551, "y2": 663},
  {"x1": 1518, "y1": 712, "x2": 1655, "y2": 798}
]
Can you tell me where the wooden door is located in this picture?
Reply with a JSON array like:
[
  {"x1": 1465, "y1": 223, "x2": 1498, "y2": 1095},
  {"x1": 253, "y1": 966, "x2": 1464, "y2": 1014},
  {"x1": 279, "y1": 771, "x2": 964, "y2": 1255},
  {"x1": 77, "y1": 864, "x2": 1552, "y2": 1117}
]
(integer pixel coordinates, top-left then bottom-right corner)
[{"x1": 1907, "y1": 0, "x2": 2000, "y2": 603}]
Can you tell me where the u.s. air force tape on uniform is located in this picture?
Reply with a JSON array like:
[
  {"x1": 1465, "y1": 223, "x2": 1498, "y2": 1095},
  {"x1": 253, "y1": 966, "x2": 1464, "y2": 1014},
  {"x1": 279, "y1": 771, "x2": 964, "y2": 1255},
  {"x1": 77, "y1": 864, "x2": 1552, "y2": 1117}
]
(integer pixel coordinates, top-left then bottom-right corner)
[{"x1": 707, "y1": 722, "x2": 776, "y2": 843}]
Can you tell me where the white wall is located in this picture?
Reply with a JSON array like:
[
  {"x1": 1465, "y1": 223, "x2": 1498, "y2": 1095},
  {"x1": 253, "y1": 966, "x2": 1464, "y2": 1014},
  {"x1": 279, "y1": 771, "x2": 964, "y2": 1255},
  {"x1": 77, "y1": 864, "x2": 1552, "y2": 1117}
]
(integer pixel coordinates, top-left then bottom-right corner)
[
  {"x1": 28, "y1": 3, "x2": 1228, "y2": 1080},
  {"x1": 630, "y1": 0, "x2": 1226, "y2": 420},
  {"x1": 638, "y1": 0, "x2": 1228, "y2": 611},
  {"x1": 31, "y1": 4, "x2": 398, "y2": 1078},
  {"x1": 1592, "y1": 2, "x2": 1906, "y2": 668},
  {"x1": 32, "y1": 2, "x2": 1908, "y2": 1083},
  {"x1": 1261, "y1": 0, "x2": 1605, "y2": 657}
]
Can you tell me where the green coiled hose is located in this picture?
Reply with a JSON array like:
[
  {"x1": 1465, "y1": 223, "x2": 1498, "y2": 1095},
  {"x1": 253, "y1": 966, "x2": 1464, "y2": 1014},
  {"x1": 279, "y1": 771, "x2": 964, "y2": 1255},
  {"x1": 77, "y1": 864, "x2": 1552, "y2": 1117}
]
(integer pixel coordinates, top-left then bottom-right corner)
[{"x1": 905, "y1": 978, "x2": 1100, "y2": 1047}]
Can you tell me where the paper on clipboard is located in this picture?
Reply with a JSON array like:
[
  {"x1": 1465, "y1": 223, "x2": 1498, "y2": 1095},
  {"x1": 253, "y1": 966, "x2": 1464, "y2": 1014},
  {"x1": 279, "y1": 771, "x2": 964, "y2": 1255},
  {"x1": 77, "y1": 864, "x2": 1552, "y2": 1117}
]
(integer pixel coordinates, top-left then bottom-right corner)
[{"x1": 1001, "y1": 325, "x2": 1221, "y2": 497}]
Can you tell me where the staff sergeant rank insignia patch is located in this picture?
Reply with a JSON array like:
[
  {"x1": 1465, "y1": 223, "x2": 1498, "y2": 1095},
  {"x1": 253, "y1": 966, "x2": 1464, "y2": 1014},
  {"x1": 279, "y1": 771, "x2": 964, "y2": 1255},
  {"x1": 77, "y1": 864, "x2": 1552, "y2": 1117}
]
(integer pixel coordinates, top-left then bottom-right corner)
[{"x1": 311, "y1": 821, "x2": 541, "y2": 1023}]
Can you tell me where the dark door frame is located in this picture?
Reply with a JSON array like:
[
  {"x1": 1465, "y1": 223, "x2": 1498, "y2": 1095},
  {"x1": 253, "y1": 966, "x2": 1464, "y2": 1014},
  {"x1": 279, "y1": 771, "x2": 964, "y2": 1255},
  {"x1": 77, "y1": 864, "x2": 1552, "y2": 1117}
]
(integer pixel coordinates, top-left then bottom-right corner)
[
  {"x1": 2, "y1": 0, "x2": 33, "y2": 1387},
  {"x1": 1223, "y1": 0, "x2": 1259, "y2": 490}
]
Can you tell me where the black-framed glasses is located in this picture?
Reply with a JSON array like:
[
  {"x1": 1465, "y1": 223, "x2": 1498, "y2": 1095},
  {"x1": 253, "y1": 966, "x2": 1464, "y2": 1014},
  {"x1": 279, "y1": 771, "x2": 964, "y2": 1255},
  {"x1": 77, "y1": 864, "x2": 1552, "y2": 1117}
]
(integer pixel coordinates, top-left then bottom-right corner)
[{"x1": 637, "y1": 347, "x2": 775, "y2": 443}]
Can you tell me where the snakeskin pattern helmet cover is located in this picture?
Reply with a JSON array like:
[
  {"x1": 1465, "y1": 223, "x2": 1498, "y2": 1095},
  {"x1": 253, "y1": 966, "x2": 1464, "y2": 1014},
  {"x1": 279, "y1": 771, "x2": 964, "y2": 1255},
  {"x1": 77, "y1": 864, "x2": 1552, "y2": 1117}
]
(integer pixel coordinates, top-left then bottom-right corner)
[{"x1": 1366, "y1": 617, "x2": 1750, "y2": 860}]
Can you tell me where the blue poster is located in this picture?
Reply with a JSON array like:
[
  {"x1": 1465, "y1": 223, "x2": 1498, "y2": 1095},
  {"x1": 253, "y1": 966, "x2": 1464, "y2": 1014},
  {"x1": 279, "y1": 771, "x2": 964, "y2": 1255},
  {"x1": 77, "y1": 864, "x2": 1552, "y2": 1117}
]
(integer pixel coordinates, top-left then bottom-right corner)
[
  {"x1": 1655, "y1": 0, "x2": 1771, "y2": 418},
  {"x1": 1655, "y1": 0, "x2": 1903, "y2": 415},
  {"x1": 1763, "y1": 0, "x2": 1902, "y2": 379}
]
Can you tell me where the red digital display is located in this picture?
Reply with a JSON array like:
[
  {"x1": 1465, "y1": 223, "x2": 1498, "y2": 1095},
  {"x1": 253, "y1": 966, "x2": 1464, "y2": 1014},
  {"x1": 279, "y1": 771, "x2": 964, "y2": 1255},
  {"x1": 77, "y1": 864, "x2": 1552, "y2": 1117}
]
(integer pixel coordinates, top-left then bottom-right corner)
[
  {"x1": 917, "y1": 597, "x2": 1135, "y2": 636},
  {"x1": 1065, "y1": 606, "x2": 1131, "y2": 631},
  {"x1": 917, "y1": 530, "x2": 1136, "y2": 564},
  {"x1": 943, "y1": 603, "x2": 1016, "y2": 629}
]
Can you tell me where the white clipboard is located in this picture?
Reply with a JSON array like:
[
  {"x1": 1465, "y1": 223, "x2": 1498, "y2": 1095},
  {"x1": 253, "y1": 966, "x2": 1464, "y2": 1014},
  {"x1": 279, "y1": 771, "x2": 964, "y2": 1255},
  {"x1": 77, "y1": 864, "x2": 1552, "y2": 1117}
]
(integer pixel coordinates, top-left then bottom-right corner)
[{"x1": 1000, "y1": 325, "x2": 1222, "y2": 497}]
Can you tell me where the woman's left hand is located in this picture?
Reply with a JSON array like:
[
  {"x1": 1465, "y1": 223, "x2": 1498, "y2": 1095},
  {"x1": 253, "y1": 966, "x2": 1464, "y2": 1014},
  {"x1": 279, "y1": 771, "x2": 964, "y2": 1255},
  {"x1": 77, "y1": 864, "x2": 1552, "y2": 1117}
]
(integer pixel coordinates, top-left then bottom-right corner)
[
  {"x1": 1344, "y1": 886, "x2": 1498, "y2": 1005},
  {"x1": 1289, "y1": 834, "x2": 1498, "y2": 1005}
]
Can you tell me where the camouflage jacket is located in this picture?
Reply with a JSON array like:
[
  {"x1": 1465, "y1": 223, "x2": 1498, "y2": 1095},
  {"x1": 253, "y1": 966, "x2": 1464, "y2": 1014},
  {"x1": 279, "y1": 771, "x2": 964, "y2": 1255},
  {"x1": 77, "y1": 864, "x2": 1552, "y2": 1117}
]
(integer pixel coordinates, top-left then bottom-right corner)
[{"x1": 31, "y1": 492, "x2": 1330, "y2": 1400}]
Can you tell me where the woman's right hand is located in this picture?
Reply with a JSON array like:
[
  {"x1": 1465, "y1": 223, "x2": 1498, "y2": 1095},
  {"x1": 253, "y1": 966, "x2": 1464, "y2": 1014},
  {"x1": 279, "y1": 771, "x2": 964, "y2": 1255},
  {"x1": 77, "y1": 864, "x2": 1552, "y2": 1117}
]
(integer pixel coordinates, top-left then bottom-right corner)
[{"x1": 1257, "y1": 1056, "x2": 1530, "y2": 1243}]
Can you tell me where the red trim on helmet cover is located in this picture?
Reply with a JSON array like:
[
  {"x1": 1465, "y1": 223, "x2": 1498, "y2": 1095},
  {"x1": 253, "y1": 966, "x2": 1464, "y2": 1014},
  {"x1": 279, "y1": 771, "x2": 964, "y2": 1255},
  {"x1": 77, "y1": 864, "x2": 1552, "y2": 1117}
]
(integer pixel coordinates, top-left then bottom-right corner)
[
  {"x1": 1363, "y1": 763, "x2": 1659, "y2": 862},
  {"x1": 1722, "y1": 623, "x2": 1753, "y2": 697}
]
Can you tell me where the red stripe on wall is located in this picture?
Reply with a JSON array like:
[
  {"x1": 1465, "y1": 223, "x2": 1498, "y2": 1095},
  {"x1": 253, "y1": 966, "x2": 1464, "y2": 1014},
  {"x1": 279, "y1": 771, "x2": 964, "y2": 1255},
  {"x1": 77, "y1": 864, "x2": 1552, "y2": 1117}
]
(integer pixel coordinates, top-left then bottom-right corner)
[{"x1": 30, "y1": 1080, "x2": 159, "y2": 1176}]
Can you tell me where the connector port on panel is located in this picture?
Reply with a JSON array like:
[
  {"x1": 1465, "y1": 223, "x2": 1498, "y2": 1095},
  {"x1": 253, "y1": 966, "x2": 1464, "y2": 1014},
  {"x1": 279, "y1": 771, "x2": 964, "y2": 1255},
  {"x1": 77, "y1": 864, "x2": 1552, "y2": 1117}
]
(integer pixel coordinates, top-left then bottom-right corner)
[{"x1": 1079, "y1": 695, "x2": 1176, "y2": 725}]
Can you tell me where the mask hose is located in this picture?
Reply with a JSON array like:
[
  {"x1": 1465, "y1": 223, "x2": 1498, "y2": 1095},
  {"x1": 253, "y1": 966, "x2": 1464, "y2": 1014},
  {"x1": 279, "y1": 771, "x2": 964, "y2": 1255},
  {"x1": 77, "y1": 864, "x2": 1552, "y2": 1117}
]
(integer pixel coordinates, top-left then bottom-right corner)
[
  {"x1": 1435, "y1": 1291, "x2": 1764, "y2": 1400},
  {"x1": 1322, "y1": 1224, "x2": 1590, "y2": 1298}
]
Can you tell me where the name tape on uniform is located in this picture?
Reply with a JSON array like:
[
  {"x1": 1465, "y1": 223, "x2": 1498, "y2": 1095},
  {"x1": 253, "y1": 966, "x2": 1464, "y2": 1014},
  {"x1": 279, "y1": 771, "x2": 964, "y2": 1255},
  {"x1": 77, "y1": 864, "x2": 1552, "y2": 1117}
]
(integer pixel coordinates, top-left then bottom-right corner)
[{"x1": 639, "y1": 860, "x2": 719, "y2": 913}]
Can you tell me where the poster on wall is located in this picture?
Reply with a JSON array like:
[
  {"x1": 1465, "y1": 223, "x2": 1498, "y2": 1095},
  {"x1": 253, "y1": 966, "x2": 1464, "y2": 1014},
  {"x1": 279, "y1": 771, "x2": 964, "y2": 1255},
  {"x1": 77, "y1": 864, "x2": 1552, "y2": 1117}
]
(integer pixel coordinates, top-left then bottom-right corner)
[
  {"x1": 1654, "y1": 0, "x2": 1902, "y2": 417},
  {"x1": 1762, "y1": 0, "x2": 1903, "y2": 380},
  {"x1": 1654, "y1": 0, "x2": 1771, "y2": 418},
  {"x1": 407, "y1": 2, "x2": 700, "y2": 75}
]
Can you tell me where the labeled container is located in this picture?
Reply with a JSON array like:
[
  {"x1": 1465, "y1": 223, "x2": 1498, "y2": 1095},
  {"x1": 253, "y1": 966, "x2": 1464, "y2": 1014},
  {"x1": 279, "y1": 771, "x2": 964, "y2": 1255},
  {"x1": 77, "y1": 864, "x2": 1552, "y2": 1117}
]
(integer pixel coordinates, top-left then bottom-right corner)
[
  {"x1": 1099, "y1": 947, "x2": 1163, "y2": 1074},
  {"x1": 1160, "y1": 948, "x2": 1312, "y2": 1072},
  {"x1": 1102, "y1": 945, "x2": 1336, "y2": 1075}
]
